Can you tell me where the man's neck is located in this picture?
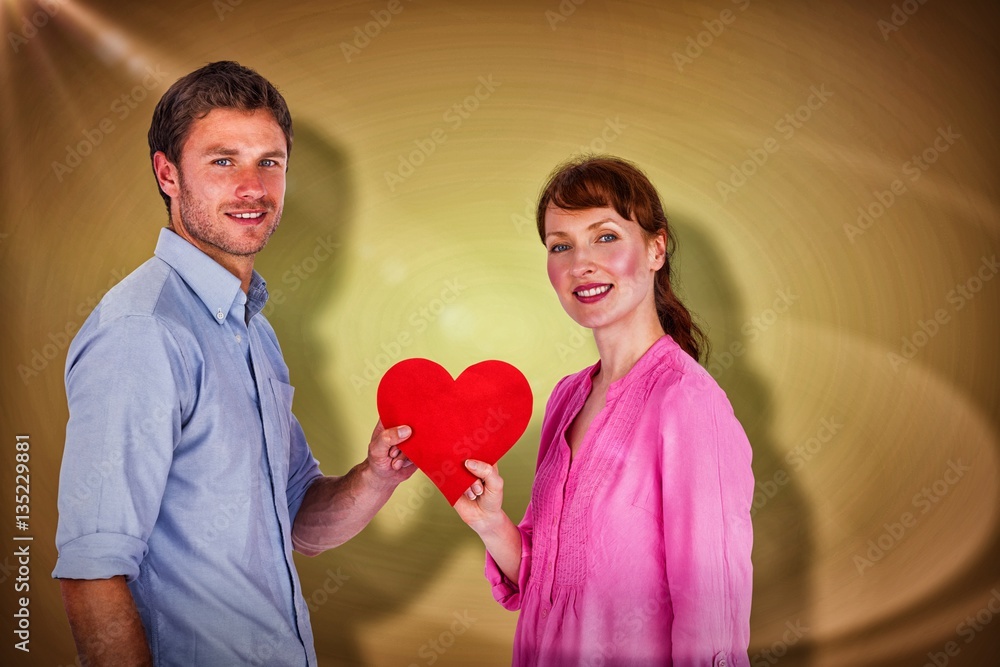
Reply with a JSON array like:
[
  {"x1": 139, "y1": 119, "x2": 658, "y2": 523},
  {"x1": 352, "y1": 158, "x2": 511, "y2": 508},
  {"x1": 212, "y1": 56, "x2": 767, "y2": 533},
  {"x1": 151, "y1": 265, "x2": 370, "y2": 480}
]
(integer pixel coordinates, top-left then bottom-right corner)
[{"x1": 166, "y1": 226, "x2": 255, "y2": 293}]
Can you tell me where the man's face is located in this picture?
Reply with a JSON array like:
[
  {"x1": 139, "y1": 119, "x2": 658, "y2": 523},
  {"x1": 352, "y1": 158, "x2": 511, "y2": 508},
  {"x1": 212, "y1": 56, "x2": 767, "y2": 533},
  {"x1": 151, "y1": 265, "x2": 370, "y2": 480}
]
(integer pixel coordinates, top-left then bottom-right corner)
[{"x1": 168, "y1": 108, "x2": 288, "y2": 260}]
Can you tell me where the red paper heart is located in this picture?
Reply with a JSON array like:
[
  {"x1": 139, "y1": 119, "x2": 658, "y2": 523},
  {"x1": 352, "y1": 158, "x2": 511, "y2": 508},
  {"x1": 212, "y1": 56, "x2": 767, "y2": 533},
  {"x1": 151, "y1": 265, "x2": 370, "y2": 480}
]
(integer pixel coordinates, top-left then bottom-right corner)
[{"x1": 377, "y1": 358, "x2": 533, "y2": 505}]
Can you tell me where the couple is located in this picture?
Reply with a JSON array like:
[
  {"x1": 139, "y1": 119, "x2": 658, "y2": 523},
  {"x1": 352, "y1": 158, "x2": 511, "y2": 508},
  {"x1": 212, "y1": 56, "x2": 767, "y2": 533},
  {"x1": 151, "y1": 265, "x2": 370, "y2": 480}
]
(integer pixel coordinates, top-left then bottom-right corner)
[{"x1": 53, "y1": 62, "x2": 753, "y2": 667}]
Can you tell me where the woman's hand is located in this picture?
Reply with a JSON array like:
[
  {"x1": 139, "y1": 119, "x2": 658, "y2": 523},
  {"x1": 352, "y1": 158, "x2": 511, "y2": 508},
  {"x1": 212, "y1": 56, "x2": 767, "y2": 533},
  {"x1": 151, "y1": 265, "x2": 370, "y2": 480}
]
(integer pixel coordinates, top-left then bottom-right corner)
[
  {"x1": 454, "y1": 459, "x2": 506, "y2": 535},
  {"x1": 454, "y1": 459, "x2": 524, "y2": 583}
]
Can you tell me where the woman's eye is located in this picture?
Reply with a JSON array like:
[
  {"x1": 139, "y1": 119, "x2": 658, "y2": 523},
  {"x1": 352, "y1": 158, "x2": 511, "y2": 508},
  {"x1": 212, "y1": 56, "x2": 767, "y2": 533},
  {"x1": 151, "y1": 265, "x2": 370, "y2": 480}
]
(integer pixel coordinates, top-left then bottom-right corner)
[
  {"x1": 598, "y1": 233, "x2": 618, "y2": 242},
  {"x1": 549, "y1": 243, "x2": 569, "y2": 253}
]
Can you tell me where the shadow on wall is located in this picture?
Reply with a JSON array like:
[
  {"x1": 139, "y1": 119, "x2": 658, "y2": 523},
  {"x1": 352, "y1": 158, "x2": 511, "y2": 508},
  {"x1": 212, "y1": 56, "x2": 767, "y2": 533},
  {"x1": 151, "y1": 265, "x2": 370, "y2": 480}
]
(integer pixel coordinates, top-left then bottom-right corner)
[
  {"x1": 257, "y1": 123, "x2": 539, "y2": 666},
  {"x1": 673, "y1": 218, "x2": 815, "y2": 667}
]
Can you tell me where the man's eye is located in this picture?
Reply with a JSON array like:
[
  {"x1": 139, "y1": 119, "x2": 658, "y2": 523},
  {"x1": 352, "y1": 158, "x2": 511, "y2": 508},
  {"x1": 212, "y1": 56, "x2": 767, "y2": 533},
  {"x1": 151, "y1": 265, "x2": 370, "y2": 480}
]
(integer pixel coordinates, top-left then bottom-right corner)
[
  {"x1": 260, "y1": 159, "x2": 278, "y2": 167},
  {"x1": 213, "y1": 159, "x2": 232, "y2": 166}
]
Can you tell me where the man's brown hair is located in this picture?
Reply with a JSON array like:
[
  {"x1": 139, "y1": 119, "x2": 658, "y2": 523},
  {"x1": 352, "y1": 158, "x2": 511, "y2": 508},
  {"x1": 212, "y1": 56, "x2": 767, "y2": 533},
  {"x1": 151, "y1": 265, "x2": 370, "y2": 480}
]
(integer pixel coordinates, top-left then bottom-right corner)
[{"x1": 148, "y1": 61, "x2": 293, "y2": 213}]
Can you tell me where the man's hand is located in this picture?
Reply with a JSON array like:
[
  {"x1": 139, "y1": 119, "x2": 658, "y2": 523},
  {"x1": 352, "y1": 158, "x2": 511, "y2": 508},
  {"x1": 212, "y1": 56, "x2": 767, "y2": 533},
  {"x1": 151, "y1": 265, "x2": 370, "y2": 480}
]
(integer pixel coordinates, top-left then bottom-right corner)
[
  {"x1": 365, "y1": 421, "x2": 416, "y2": 488},
  {"x1": 292, "y1": 421, "x2": 416, "y2": 556}
]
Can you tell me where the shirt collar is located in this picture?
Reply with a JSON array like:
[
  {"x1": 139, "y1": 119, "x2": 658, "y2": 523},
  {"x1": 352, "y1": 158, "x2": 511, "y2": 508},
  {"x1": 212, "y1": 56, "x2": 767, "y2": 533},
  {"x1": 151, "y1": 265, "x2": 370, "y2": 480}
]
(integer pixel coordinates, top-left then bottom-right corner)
[
  {"x1": 153, "y1": 228, "x2": 269, "y2": 325},
  {"x1": 588, "y1": 335, "x2": 680, "y2": 400}
]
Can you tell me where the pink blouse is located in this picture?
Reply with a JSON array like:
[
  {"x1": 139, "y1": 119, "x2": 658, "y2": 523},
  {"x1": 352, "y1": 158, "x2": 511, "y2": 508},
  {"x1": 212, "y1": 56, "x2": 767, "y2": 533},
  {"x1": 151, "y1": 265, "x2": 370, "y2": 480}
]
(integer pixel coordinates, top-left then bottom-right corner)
[{"x1": 486, "y1": 335, "x2": 754, "y2": 666}]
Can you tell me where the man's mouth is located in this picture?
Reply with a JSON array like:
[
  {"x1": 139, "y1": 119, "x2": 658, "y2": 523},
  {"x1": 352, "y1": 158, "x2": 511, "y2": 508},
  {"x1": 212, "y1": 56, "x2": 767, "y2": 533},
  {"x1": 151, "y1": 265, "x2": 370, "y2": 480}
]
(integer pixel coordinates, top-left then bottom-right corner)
[{"x1": 225, "y1": 209, "x2": 268, "y2": 224}]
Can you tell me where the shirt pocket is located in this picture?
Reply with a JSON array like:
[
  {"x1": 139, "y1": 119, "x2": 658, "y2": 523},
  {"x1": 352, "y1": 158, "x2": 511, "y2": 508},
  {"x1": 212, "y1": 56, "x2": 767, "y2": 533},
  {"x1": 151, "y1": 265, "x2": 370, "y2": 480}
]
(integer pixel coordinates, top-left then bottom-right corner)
[
  {"x1": 263, "y1": 377, "x2": 295, "y2": 485},
  {"x1": 628, "y1": 462, "x2": 662, "y2": 520}
]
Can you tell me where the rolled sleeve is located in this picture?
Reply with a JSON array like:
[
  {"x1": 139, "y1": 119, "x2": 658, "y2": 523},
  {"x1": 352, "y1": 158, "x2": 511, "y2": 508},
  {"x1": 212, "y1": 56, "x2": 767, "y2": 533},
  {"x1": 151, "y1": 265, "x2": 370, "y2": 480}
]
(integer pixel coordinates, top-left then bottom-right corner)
[
  {"x1": 54, "y1": 314, "x2": 184, "y2": 582},
  {"x1": 51, "y1": 533, "x2": 149, "y2": 581}
]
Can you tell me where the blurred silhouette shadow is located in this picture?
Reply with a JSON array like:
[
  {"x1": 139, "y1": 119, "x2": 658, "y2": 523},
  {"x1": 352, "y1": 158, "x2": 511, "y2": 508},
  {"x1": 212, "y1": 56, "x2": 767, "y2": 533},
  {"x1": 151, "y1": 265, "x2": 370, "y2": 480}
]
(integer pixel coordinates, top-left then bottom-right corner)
[
  {"x1": 257, "y1": 123, "x2": 537, "y2": 666},
  {"x1": 672, "y1": 217, "x2": 816, "y2": 666}
]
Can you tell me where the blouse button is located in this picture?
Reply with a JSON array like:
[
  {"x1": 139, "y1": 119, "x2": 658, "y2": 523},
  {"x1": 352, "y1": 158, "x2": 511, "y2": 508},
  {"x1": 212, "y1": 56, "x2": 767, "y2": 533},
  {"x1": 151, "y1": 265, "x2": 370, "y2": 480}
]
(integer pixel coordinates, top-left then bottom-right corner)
[{"x1": 541, "y1": 608, "x2": 548, "y2": 618}]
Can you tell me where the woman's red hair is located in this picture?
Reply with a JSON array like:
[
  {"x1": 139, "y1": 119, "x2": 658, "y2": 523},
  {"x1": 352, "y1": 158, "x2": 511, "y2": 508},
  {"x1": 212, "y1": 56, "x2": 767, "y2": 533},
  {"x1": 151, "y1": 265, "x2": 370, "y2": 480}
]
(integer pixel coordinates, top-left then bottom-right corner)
[{"x1": 536, "y1": 155, "x2": 708, "y2": 362}]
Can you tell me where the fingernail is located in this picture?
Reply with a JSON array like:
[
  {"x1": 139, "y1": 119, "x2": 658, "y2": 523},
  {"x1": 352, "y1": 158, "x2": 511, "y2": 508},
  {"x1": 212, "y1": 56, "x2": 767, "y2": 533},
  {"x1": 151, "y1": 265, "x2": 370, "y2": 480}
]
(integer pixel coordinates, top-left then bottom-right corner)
[
  {"x1": 398, "y1": 425, "x2": 412, "y2": 438},
  {"x1": 465, "y1": 460, "x2": 477, "y2": 471}
]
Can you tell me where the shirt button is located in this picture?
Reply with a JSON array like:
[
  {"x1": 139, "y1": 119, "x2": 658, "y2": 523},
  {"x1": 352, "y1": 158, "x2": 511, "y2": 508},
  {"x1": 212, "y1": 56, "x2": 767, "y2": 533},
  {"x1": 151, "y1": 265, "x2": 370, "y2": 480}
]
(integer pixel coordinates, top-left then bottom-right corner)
[
  {"x1": 235, "y1": 334, "x2": 242, "y2": 343},
  {"x1": 216, "y1": 308, "x2": 225, "y2": 320}
]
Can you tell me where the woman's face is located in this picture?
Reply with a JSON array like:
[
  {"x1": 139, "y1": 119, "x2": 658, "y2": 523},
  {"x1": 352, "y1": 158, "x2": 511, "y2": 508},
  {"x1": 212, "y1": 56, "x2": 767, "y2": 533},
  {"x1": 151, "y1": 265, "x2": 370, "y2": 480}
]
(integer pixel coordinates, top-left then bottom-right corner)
[{"x1": 543, "y1": 205, "x2": 665, "y2": 334}]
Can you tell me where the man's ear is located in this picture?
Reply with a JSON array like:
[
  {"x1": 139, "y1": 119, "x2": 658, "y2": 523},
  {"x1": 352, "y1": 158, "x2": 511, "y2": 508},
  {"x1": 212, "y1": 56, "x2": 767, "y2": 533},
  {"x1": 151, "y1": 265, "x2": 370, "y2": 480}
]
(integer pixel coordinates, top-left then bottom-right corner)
[{"x1": 153, "y1": 151, "x2": 180, "y2": 199}]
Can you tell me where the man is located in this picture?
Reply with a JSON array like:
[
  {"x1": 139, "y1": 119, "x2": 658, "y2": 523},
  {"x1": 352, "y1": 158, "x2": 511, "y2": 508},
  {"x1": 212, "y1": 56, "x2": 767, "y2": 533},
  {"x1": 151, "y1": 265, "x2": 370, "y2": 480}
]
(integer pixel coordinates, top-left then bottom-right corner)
[{"x1": 53, "y1": 61, "x2": 415, "y2": 666}]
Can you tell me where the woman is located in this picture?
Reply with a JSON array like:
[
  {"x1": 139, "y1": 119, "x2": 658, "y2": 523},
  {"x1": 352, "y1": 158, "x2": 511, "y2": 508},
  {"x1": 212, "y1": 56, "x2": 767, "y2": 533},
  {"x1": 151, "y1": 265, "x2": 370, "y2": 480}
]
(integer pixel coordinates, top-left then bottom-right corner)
[{"x1": 455, "y1": 156, "x2": 754, "y2": 666}]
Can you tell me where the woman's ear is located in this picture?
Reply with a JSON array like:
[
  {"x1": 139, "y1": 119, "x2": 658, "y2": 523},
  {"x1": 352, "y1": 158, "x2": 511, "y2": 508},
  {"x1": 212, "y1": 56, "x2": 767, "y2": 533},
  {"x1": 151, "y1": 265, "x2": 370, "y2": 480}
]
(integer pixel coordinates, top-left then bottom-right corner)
[{"x1": 649, "y1": 231, "x2": 667, "y2": 271}]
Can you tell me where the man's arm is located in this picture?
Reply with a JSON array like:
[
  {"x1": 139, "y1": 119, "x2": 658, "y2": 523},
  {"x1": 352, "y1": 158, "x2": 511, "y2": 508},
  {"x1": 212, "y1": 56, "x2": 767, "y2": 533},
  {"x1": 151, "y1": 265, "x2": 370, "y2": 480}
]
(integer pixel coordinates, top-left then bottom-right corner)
[
  {"x1": 292, "y1": 422, "x2": 415, "y2": 556},
  {"x1": 60, "y1": 577, "x2": 153, "y2": 667}
]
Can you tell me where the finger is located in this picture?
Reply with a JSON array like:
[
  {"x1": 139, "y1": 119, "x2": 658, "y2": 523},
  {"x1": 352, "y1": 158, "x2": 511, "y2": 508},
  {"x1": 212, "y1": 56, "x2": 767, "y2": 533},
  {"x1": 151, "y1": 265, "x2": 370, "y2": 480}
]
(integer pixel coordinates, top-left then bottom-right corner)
[
  {"x1": 376, "y1": 425, "x2": 412, "y2": 453},
  {"x1": 465, "y1": 459, "x2": 496, "y2": 482},
  {"x1": 391, "y1": 425, "x2": 412, "y2": 442}
]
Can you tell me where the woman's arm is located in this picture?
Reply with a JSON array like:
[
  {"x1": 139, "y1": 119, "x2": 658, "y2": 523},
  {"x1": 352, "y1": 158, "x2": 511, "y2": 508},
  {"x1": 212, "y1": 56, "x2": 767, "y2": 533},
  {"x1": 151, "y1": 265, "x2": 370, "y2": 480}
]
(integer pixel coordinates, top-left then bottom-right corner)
[
  {"x1": 661, "y1": 377, "x2": 754, "y2": 666},
  {"x1": 454, "y1": 460, "x2": 522, "y2": 582}
]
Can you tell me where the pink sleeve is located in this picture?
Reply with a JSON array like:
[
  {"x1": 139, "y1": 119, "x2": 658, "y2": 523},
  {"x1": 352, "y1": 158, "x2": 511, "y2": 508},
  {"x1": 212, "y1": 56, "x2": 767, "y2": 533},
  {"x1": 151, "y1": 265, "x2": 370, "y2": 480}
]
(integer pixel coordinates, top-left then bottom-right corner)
[
  {"x1": 484, "y1": 501, "x2": 534, "y2": 610},
  {"x1": 483, "y1": 371, "x2": 580, "y2": 611},
  {"x1": 660, "y1": 372, "x2": 754, "y2": 667}
]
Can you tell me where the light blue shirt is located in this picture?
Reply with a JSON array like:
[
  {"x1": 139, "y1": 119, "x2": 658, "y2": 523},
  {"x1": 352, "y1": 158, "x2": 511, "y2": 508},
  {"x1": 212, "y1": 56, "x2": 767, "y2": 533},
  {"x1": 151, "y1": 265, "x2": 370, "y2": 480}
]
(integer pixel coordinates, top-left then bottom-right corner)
[{"x1": 54, "y1": 228, "x2": 323, "y2": 666}]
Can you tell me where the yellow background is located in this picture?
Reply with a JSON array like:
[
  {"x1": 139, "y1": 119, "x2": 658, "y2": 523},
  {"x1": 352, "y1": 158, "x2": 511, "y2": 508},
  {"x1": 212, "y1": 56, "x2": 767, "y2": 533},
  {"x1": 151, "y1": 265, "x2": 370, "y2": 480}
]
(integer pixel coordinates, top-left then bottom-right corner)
[{"x1": 2, "y1": 0, "x2": 999, "y2": 665}]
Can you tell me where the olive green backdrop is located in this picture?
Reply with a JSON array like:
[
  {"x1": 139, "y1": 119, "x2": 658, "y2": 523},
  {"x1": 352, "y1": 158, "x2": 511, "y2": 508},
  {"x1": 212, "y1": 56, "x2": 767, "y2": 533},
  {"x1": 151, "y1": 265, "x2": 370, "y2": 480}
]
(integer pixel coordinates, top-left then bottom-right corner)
[{"x1": 2, "y1": 0, "x2": 999, "y2": 665}]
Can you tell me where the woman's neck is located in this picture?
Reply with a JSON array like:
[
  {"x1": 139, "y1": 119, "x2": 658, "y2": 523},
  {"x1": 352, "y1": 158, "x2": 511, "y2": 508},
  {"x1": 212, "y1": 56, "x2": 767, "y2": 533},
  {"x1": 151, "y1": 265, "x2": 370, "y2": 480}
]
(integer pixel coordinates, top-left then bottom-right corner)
[{"x1": 592, "y1": 313, "x2": 665, "y2": 385}]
